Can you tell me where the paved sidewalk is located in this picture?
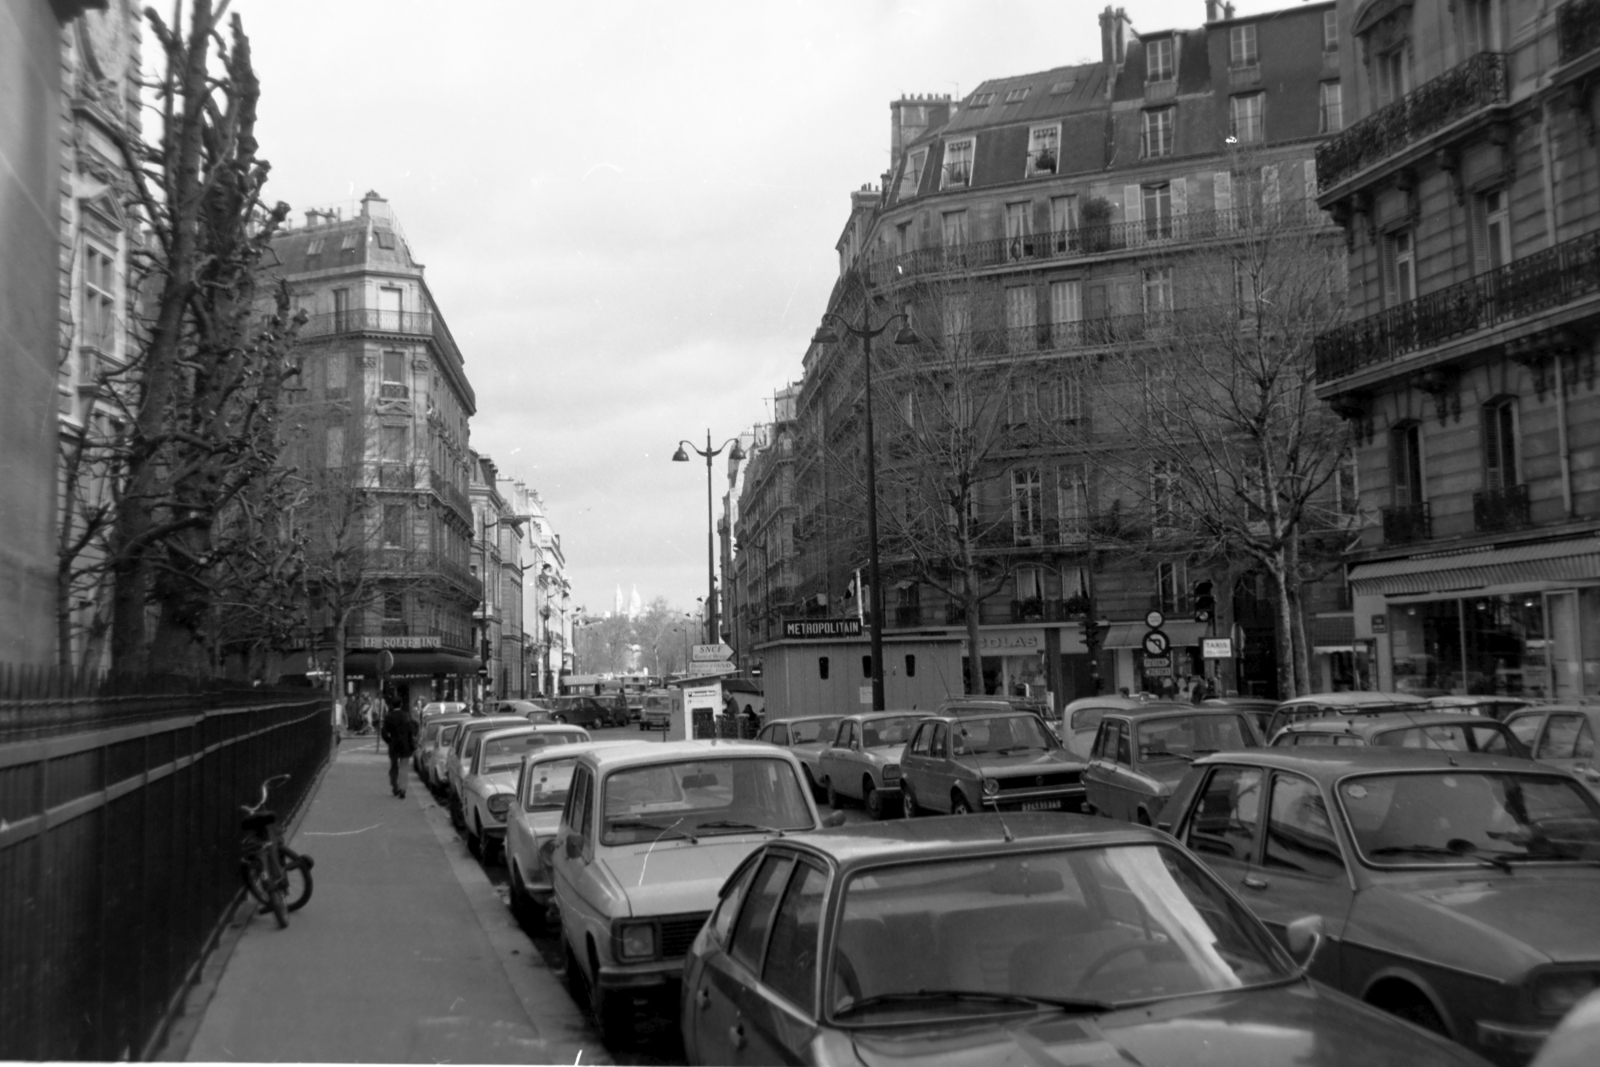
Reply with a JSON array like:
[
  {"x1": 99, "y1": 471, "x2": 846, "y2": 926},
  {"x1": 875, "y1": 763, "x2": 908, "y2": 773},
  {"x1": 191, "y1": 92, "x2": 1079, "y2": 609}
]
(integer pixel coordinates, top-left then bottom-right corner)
[{"x1": 174, "y1": 739, "x2": 604, "y2": 1064}]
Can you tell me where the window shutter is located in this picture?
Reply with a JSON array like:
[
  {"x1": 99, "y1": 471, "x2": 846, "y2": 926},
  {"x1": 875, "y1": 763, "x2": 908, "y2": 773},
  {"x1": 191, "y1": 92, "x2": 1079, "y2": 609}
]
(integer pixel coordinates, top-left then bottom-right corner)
[
  {"x1": 1469, "y1": 193, "x2": 1490, "y2": 276},
  {"x1": 1170, "y1": 177, "x2": 1188, "y2": 221},
  {"x1": 1214, "y1": 172, "x2": 1233, "y2": 231},
  {"x1": 1124, "y1": 185, "x2": 1143, "y2": 245},
  {"x1": 1261, "y1": 165, "x2": 1280, "y2": 218}
]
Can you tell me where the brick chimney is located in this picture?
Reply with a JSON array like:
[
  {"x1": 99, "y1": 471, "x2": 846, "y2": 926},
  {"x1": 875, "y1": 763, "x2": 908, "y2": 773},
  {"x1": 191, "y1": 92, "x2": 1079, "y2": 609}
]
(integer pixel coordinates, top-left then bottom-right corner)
[
  {"x1": 890, "y1": 93, "x2": 953, "y2": 159},
  {"x1": 359, "y1": 190, "x2": 393, "y2": 222},
  {"x1": 1205, "y1": 0, "x2": 1220, "y2": 21},
  {"x1": 1100, "y1": 6, "x2": 1132, "y2": 69}
]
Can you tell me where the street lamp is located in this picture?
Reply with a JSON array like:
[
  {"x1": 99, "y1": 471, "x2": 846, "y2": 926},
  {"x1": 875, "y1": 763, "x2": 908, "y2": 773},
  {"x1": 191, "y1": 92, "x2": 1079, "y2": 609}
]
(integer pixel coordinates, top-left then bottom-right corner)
[
  {"x1": 672, "y1": 431, "x2": 746, "y2": 644},
  {"x1": 811, "y1": 305, "x2": 919, "y2": 711}
]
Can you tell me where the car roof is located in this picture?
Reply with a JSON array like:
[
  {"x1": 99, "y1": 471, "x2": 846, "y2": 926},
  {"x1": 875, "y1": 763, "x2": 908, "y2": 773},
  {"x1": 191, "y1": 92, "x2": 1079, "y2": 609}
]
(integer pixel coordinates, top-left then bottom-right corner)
[
  {"x1": 576, "y1": 738, "x2": 796, "y2": 772},
  {"x1": 838, "y1": 710, "x2": 931, "y2": 723},
  {"x1": 1277, "y1": 691, "x2": 1429, "y2": 708},
  {"x1": 426, "y1": 712, "x2": 474, "y2": 726},
  {"x1": 766, "y1": 714, "x2": 840, "y2": 724},
  {"x1": 1105, "y1": 705, "x2": 1255, "y2": 722},
  {"x1": 1201, "y1": 697, "x2": 1278, "y2": 710},
  {"x1": 771, "y1": 813, "x2": 1172, "y2": 870},
  {"x1": 1280, "y1": 713, "x2": 1509, "y2": 736},
  {"x1": 477, "y1": 725, "x2": 546, "y2": 743},
  {"x1": 521, "y1": 739, "x2": 653, "y2": 766},
  {"x1": 1506, "y1": 704, "x2": 1599, "y2": 717},
  {"x1": 1195, "y1": 746, "x2": 1550, "y2": 780},
  {"x1": 925, "y1": 709, "x2": 1043, "y2": 724},
  {"x1": 459, "y1": 715, "x2": 528, "y2": 732},
  {"x1": 1063, "y1": 695, "x2": 1187, "y2": 712}
]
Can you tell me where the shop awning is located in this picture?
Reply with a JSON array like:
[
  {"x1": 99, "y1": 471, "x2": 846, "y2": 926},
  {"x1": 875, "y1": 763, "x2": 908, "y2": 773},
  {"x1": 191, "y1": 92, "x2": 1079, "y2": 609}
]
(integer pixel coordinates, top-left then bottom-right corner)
[
  {"x1": 1348, "y1": 537, "x2": 1600, "y2": 597},
  {"x1": 344, "y1": 650, "x2": 481, "y2": 678},
  {"x1": 1103, "y1": 620, "x2": 1210, "y2": 649}
]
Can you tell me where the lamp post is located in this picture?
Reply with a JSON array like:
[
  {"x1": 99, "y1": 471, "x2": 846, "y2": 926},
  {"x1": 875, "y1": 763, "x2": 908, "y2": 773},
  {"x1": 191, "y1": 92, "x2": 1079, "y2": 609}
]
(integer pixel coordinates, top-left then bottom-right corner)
[
  {"x1": 811, "y1": 306, "x2": 919, "y2": 711},
  {"x1": 672, "y1": 431, "x2": 746, "y2": 644}
]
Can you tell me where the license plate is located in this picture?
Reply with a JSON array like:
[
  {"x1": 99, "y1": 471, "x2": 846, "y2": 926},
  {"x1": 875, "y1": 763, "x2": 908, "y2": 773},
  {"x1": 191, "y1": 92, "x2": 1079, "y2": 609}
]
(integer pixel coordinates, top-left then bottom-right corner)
[{"x1": 1019, "y1": 799, "x2": 1061, "y2": 812}]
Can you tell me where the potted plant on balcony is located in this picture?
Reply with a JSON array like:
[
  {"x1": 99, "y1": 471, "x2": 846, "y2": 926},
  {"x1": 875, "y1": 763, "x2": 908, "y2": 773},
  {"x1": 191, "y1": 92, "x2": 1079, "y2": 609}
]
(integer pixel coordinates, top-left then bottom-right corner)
[{"x1": 1032, "y1": 149, "x2": 1057, "y2": 175}]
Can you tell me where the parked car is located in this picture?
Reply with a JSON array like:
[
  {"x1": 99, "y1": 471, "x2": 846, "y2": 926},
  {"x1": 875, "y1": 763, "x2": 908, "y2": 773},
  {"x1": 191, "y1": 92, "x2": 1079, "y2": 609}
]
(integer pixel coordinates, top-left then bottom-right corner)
[
  {"x1": 682, "y1": 814, "x2": 1483, "y2": 1067},
  {"x1": 939, "y1": 697, "x2": 1058, "y2": 738},
  {"x1": 415, "y1": 712, "x2": 472, "y2": 786},
  {"x1": 1163, "y1": 747, "x2": 1600, "y2": 1065},
  {"x1": 420, "y1": 700, "x2": 468, "y2": 721},
  {"x1": 1271, "y1": 713, "x2": 1528, "y2": 758},
  {"x1": 546, "y1": 695, "x2": 623, "y2": 729},
  {"x1": 1504, "y1": 705, "x2": 1600, "y2": 798},
  {"x1": 492, "y1": 698, "x2": 555, "y2": 721},
  {"x1": 1083, "y1": 705, "x2": 1259, "y2": 825},
  {"x1": 1060, "y1": 695, "x2": 1189, "y2": 760},
  {"x1": 444, "y1": 715, "x2": 528, "y2": 826},
  {"x1": 1427, "y1": 694, "x2": 1545, "y2": 721},
  {"x1": 1201, "y1": 696, "x2": 1280, "y2": 739},
  {"x1": 639, "y1": 690, "x2": 672, "y2": 731},
  {"x1": 550, "y1": 739, "x2": 839, "y2": 1046},
  {"x1": 458, "y1": 724, "x2": 590, "y2": 864},
  {"x1": 817, "y1": 711, "x2": 927, "y2": 819},
  {"x1": 1263, "y1": 691, "x2": 1432, "y2": 742},
  {"x1": 1530, "y1": 988, "x2": 1600, "y2": 1067},
  {"x1": 754, "y1": 714, "x2": 841, "y2": 797},
  {"x1": 899, "y1": 710, "x2": 1085, "y2": 816}
]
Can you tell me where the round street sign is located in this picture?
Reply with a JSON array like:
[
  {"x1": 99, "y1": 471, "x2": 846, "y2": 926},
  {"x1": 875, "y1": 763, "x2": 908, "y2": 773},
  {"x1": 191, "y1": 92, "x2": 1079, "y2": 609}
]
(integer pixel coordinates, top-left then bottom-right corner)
[
  {"x1": 1142, "y1": 630, "x2": 1171, "y2": 657},
  {"x1": 1145, "y1": 609, "x2": 1165, "y2": 630}
]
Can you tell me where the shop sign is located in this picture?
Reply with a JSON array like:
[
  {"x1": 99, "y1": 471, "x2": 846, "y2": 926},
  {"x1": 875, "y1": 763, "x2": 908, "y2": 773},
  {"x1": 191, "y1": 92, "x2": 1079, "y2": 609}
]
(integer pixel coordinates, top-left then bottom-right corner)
[
  {"x1": 782, "y1": 618, "x2": 863, "y2": 639},
  {"x1": 1202, "y1": 638, "x2": 1233, "y2": 659},
  {"x1": 355, "y1": 635, "x2": 441, "y2": 650},
  {"x1": 1371, "y1": 614, "x2": 1388, "y2": 634},
  {"x1": 979, "y1": 631, "x2": 1042, "y2": 652}
]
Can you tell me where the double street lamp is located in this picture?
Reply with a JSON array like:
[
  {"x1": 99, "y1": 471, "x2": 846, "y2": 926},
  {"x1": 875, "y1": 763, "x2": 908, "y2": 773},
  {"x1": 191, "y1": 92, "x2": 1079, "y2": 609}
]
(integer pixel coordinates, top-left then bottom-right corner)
[
  {"x1": 811, "y1": 306, "x2": 918, "y2": 711},
  {"x1": 672, "y1": 432, "x2": 746, "y2": 645}
]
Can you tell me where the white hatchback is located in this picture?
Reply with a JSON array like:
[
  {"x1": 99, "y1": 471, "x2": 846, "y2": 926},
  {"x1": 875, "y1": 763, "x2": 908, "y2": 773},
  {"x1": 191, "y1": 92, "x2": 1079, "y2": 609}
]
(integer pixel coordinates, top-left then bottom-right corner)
[{"x1": 459, "y1": 724, "x2": 590, "y2": 863}]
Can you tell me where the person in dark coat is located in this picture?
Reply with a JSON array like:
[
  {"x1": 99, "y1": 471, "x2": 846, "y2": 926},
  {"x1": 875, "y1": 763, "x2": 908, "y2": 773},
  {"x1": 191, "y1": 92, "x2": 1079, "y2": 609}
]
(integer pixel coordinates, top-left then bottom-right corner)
[{"x1": 381, "y1": 694, "x2": 419, "y2": 798}]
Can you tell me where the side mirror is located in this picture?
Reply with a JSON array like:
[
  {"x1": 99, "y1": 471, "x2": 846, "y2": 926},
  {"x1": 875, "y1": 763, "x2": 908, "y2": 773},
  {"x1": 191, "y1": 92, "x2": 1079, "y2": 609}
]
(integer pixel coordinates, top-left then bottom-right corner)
[
  {"x1": 564, "y1": 834, "x2": 584, "y2": 860},
  {"x1": 822, "y1": 811, "x2": 847, "y2": 829},
  {"x1": 1285, "y1": 914, "x2": 1325, "y2": 969}
]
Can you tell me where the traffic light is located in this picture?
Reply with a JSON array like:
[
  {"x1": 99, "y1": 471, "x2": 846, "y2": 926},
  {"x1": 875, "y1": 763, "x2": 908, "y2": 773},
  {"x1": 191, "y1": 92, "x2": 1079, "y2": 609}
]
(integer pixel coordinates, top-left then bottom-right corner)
[
  {"x1": 1079, "y1": 617, "x2": 1105, "y2": 652},
  {"x1": 1193, "y1": 580, "x2": 1216, "y2": 623}
]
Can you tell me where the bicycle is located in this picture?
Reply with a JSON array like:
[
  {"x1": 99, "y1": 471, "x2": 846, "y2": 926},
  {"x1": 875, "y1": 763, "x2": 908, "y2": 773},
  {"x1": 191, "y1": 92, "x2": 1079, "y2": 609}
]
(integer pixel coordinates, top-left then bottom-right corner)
[{"x1": 239, "y1": 773, "x2": 315, "y2": 928}]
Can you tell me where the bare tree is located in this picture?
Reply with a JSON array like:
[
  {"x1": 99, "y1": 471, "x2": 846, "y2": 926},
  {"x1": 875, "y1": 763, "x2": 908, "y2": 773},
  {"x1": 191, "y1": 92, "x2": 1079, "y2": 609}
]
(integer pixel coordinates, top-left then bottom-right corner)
[
  {"x1": 99, "y1": 1, "x2": 304, "y2": 675},
  {"x1": 1088, "y1": 167, "x2": 1350, "y2": 697}
]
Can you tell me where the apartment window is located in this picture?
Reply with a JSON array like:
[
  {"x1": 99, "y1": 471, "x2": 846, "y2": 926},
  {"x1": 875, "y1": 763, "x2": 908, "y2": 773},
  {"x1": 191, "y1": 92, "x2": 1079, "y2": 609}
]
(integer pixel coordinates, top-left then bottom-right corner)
[
  {"x1": 1027, "y1": 125, "x2": 1060, "y2": 176},
  {"x1": 1472, "y1": 188, "x2": 1511, "y2": 274},
  {"x1": 1055, "y1": 365, "x2": 1084, "y2": 423},
  {"x1": 382, "y1": 505, "x2": 407, "y2": 548},
  {"x1": 941, "y1": 294, "x2": 971, "y2": 342},
  {"x1": 381, "y1": 424, "x2": 408, "y2": 464},
  {"x1": 82, "y1": 244, "x2": 116, "y2": 352},
  {"x1": 326, "y1": 350, "x2": 347, "y2": 399},
  {"x1": 1143, "y1": 268, "x2": 1173, "y2": 316},
  {"x1": 897, "y1": 148, "x2": 927, "y2": 200},
  {"x1": 1230, "y1": 24, "x2": 1258, "y2": 67},
  {"x1": 375, "y1": 229, "x2": 396, "y2": 249},
  {"x1": 970, "y1": 91, "x2": 995, "y2": 107},
  {"x1": 1390, "y1": 422, "x2": 1424, "y2": 505},
  {"x1": 1142, "y1": 182, "x2": 1173, "y2": 240},
  {"x1": 1058, "y1": 468, "x2": 1088, "y2": 533},
  {"x1": 1147, "y1": 36, "x2": 1174, "y2": 82},
  {"x1": 1005, "y1": 202, "x2": 1033, "y2": 260},
  {"x1": 333, "y1": 288, "x2": 351, "y2": 329},
  {"x1": 1004, "y1": 87, "x2": 1030, "y2": 103},
  {"x1": 1235, "y1": 262, "x2": 1258, "y2": 318},
  {"x1": 1141, "y1": 108, "x2": 1174, "y2": 159},
  {"x1": 941, "y1": 209, "x2": 968, "y2": 248},
  {"x1": 1156, "y1": 560, "x2": 1185, "y2": 612},
  {"x1": 1015, "y1": 566, "x2": 1045, "y2": 602},
  {"x1": 1049, "y1": 195, "x2": 1079, "y2": 237},
  {"x1": 1323, "y1": 9, "x2": 1339, "y2": 53},
  {"x1": 1382, "y1": 229, "x2": 1416, "y2": 306},
  {"x1": 1461, "y1": 0, "x2": 1494, "y2": 55},
  {"x1": 1007, "y1": 377, "x2": 1039, "y2": 425},
  {"x1": 1482, "y1": 397, "x2": 1518, "y2": 490},
  {"x1": 1375, "y1": 48, "x2": 1409, "y2": 107},
  {"x1": 1005, "y1": 286, "x2": 1036, "y2": 339},
  {"x1": 942, "y1": 139, "x2": 974, "y2": 188},
  {"x1": 1319, "y1": 81, "x2": 1343, "y2": 133},
  {"x1": 1230, "y1": 93, "x2": 1264, "y2": 144},
  {"x1": 306, "y1": 237, "x2": 324, "y2": 256},
  {"x1": 383, "y1": 591, "x2": 404, "y2": 620},
  {"x1": 325, "y1": 425, "x2": 345, "y2": 468},
  {"x1": 895, "y1": 221, "x2": 911, "y2": 256},
  {"x1": 340, "y1": 232, "x2": 358, "y2": 250},
  {"x1": 1050, "y1": 280, "x2": 1082, "y2": 345},
  {"x1": 1012, "y1": 469, "x2": 1043, "y2": 538}
]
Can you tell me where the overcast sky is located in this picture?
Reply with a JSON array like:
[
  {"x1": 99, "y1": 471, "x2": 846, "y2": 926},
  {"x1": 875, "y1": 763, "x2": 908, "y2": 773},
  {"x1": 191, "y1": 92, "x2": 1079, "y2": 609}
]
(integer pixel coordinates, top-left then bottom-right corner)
[{"x1": 226, "y1": 0, "x2": 1293, "y2": 617}]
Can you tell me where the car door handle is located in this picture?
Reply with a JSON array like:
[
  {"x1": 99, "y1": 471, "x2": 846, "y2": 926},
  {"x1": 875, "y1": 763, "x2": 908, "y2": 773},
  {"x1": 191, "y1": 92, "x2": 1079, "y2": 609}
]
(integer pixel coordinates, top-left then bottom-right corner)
[
  {"x1": 728, "y1": 1023, "x2": 746, "y2": 1050},
  {"x1": 1243, "y1": 875, "x2": 1269, "y2": 890}
]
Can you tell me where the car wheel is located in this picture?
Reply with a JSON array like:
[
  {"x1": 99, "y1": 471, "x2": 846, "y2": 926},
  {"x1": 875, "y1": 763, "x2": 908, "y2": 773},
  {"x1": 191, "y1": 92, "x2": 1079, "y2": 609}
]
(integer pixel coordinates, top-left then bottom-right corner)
[
  {"x1": 509, "y1": 862, "x2": 542, "y2": 930},
  {"x1": 826, "y1": 776, "x2": 844, "y2": 810},
  {"x1": 588, "y1": 943, "x2": 634, "y2": 1049},
  {"x1": 466, "y1": 816, "x2": 482, "y2": 859},
  {"x1": 901, "y1": 786, "x2": 919, "y2": 819},
  {"x1": 951, "y1": 792, "x2": 973, "y2": 815},
  {"x1": 865, "y1": 777, "x2": 889, "y2": 820},
  {"x1": 563, "y1": 937, "x2": 586, "y2": 1002},
  {"x1": 553, "y1": 714, "x2": 567, "y2": 724}
]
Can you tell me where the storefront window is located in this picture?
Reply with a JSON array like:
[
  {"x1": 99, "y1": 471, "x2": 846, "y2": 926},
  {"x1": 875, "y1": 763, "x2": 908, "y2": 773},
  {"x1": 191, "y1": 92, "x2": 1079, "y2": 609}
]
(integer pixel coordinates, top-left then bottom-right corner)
[
  {"x1": 1581, "y1": 588, "x2": 1600, "y2": 698},
  {"x1": 1464, "y1": 595, "x2": 1547, "y2": 696},
  {"x1": 1390, "y1": 601, "x2": 1463, "y2": 695}
]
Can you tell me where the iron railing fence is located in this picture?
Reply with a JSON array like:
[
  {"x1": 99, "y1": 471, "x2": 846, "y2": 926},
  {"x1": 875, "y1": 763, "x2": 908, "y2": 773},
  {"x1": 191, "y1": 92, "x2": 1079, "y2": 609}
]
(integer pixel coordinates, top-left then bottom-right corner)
[
  {"x1": 1315, "y1": 52, "x2": 1507, "y2": 189},
  {"x1": 1382, "y1": 501, "x2": 1433, "y2": 544},
  {"x1": 1315, "y1": 227, "x2": 1600, "y2": 381},
  {"x1": 0, "y1": 671, "x2": 330, "y2": 1061}
]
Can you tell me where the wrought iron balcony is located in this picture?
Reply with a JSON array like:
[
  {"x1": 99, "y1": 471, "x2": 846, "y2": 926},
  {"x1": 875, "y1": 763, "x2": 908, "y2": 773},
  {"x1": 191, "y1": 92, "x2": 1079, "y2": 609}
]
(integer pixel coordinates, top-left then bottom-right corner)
[
  {"x1": 428, "y1": 468, "x2": 471, "y2": 519},
  {"x1": 1316, "y1": 228, "x2": 1600, "y2": 382},
  {"x1": 300, "y1": 308, "x2": 435, "y2": 338},
  {"x1": 374, "y1": 462, "x2": 416, "y2": 489},
  {"x1": 1011, "y1": 598, "x2": 1046, "y2": 623},
  {"x1": 894, "y1": 605, "x2": 923, "y2": 628},
  {"x1": 1381, "y1": 501, "x2": 1432, "y2": 544},
  {"x1": 1559, "y1": 0, "x2": 1600, "y2": 63},
  {"x1": 1473, "y1": 483, "x2": 1531, "y2": 532},
  {"x1": 1315, "y1": 52, "x2": 1507, "y2": 190}
]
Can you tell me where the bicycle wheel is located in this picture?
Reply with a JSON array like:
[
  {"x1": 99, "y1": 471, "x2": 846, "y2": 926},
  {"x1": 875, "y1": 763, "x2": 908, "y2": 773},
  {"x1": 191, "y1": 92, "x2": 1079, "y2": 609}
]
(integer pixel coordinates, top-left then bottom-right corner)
[
  {"x1": 240, "y1": 852, "x2": 273, "y2": 907},
  {"x1": 279, "y1": 846, "x2": 314, "y2": 912},
  {"x1": 263, "y1": 848, "x2": 289, "y2": 928}
]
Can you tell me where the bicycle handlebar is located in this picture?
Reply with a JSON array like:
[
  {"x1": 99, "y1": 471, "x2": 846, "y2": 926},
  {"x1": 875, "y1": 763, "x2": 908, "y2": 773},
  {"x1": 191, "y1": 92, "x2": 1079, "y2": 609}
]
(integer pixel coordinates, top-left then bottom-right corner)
[{"x1": 242, "y1": 773, "x2": 292, "y2": 816}]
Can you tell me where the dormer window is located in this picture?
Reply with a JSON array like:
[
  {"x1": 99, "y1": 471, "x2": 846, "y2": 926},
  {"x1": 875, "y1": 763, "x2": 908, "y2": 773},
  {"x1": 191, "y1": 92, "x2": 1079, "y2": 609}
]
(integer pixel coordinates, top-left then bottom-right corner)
[
  {"x1": 1147, "y1": 37, "x2": 1174, "y2": 82},
  {"x1": 340, "y1": 232, "x2": 358, "y2": 250},
  {"x1": 970, "y1": 91, "x2": 995, "y2": 107},
  {"x1": 1027, "y1": 125, "x2": 1059, "y2": 177},
  {"x1": 1050, "y1": 80, "x2": 1077, "y2": 94},
  {"x1": 897, "y1": 148, "x2": 927, "y2": 201},
  {"x1": 942, "y1": 139, "x2": 974, "y2": 189},
  {"x1": 306, "y1": 237, "x2": 324, "y2": 255},
  {"x1": 1229, "y1": 23, "x2": 1258, "y2": 68},
  {"x1": 375, "y1": 229, "x2": 396, "y2": 249},
  {"x1": 1003, "y1": 87, "x2": 1030, "y2": 103}
]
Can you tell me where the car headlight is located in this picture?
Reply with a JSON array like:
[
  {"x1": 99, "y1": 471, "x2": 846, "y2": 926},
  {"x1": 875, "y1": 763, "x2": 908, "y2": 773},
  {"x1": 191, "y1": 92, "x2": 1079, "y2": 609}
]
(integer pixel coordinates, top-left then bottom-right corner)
[
  {"x1": 486, "y1": 793, "x2": 512, "y2": 819},
  {"x1": 882, "y1": 764, "x2": 900, "y2": 783},
  {"x1": 982, "y1": 778, "x2": 1000, "y2": 796},
  {"x1": 1533, "y1": 972, "x2": 1598, "y2": 1018},
  {"x1": 615, "y1": 920, "x2": 657, "y2": 961}
]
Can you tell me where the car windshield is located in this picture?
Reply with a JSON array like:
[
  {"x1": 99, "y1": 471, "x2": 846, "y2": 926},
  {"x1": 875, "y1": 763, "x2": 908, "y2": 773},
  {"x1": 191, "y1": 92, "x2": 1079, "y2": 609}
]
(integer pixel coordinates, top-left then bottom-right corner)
[
  {"x1": 477, "y1": 733, "x2": 563, "y2": 773},
  {"x1": 600, "y1": 758, "x2": 813, "y2": 844},
  {"x1": 1137, "y1": 716, "x2": 1252, "y2": 763},
  {"x1": 952, "y1": 716, "x2": 1054, "y2": 756},
  {"x1": 523, "y1": 757, "x2": 578, "y2": 810},
  {"x1": 829, "y1": 843, "x2": 1292, "y2": 1023},
  {"x1": 791, "y1": 718, "x2": 840, "y2": 745},
  {"x1": 1339, "y1": 771, "x2": 1600, "y2": 866},
  {"x1": 439, "y1": 723, "x2": 461, "y2": 746},
  {"x1": 1371, "y1": 723, "x2": 1524, "y2": 757},
  {"x1": 862, "y1": 717, "x2": 920, "y2": 749}
]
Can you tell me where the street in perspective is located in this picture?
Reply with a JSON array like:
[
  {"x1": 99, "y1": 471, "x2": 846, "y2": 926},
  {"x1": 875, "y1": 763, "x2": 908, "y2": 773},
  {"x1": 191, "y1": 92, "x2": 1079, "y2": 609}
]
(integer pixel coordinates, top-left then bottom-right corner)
[{"x1": 5, "y1": 0, "x2": 1600, "y2": 1065}]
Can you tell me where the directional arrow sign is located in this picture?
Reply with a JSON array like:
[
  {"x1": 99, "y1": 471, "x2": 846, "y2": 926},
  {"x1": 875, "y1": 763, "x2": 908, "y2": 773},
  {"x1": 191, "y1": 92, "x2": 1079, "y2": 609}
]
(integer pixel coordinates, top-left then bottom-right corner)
[
  {"x1": 692, "y1": 642, "x2": 735, "y2": 662},
  {"x1": 689, "y1": 661, "x2": 737, "y2": 676}
]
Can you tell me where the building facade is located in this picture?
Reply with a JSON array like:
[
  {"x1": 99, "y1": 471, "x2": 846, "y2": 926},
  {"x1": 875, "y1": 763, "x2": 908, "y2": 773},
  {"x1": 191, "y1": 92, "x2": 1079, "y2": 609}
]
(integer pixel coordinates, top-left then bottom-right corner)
[
  {"x1": 271, "y1": 192, "x2": 481, "y2": 708},
  {"x1": 732, "y1": 385, "x2": 801, "y2": 673},
  {"x1": 1314, "y1": 0, "x2": 1600, "y2": 698},
  {"x1": 755, "y1": 0, "x2": 1349, "y2": 706}
]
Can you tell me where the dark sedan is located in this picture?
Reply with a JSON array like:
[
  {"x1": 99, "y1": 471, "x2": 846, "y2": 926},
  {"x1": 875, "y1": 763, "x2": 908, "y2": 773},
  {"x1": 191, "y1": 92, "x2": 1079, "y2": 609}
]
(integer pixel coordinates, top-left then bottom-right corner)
[{"x1": 681, "y1": 815, "x2": 1483, "y2": 1066}]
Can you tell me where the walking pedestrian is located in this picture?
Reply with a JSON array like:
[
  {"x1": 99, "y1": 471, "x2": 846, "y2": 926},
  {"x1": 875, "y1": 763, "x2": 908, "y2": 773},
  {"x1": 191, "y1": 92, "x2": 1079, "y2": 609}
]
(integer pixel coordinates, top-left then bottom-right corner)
[{"x1": 381, "y1": 696, "x2": 419, "y2": 798}]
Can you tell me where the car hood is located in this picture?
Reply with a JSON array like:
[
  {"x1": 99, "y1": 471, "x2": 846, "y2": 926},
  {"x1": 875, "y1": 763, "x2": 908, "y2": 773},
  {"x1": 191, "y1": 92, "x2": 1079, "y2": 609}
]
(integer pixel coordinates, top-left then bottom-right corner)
[
  {"x1": 465, "y1": 768, "x2": 517, "y2": 795},
  {"x1": 599, "y1": 835, "x2": 774, "y2": 918},
  {"x1": 1382, "y1": 868, "x2": 1600, "y2": 965},
  {"x1": 846, "y1": 982, "x2": 1479, "y2": 1067},
  {"x1": 964, "y1": 751, "x2": 1085, "y2": 774}
]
